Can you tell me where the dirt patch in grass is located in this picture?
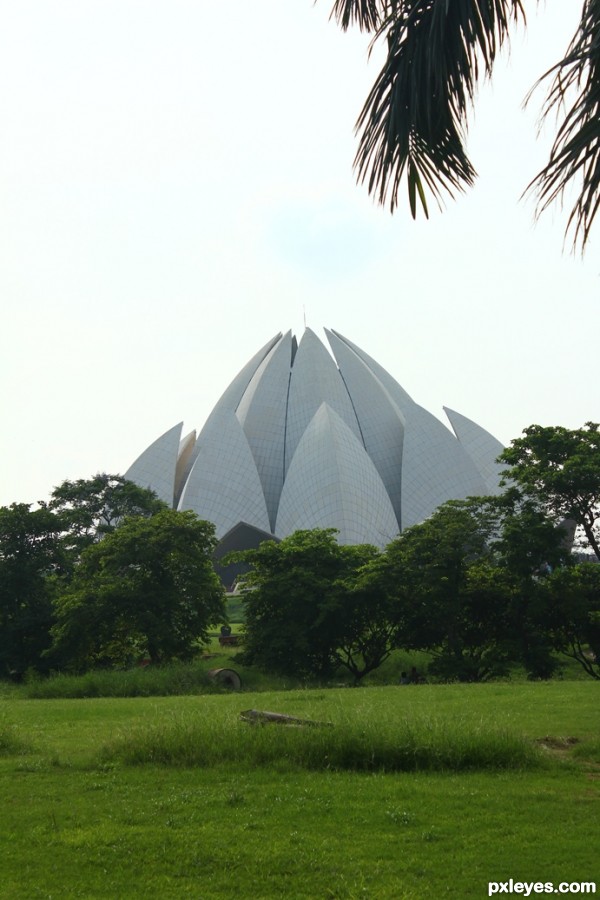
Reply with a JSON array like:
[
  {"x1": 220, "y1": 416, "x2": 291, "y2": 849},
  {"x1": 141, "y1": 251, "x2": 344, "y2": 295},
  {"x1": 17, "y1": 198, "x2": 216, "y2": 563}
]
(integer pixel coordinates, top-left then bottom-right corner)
[{"x1": 535, "y1": 735, "x2": 580, "y2": 751}]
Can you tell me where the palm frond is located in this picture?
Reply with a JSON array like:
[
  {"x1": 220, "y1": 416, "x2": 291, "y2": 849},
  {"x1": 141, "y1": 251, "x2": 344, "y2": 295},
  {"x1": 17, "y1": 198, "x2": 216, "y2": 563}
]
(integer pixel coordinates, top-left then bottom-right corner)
[
  {"x1": 353, "y1": 0, "x2": 525, "y2": 216},
  {"x1": 525, "y1": 0, "x2": 600, "y2": 251},
  {"x1": 329, "y1": 0, "x2": 398, "y2": 32}
]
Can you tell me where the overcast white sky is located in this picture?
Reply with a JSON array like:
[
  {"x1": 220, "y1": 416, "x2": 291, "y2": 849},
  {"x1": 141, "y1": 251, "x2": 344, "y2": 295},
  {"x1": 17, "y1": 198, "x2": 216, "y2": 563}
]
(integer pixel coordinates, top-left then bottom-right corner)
[{"x1": 1, "y1": 0, "x2": 597, "y2": 508}]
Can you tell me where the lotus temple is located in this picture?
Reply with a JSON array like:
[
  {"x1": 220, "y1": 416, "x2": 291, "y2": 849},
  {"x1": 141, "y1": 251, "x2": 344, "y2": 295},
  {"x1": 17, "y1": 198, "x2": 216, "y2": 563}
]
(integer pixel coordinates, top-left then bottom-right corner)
[{"x1": 124, "y1": 328, "x2": 505, "y2": 574}]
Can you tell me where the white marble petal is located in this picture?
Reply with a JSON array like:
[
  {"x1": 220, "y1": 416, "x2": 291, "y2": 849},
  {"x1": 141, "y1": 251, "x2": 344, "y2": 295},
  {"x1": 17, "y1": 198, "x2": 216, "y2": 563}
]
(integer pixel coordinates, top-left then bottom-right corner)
[
  {"x1": 444, "y1": 406, "x2": 506, "y2": 495},
  {"x1": 236, "y1": 331, "x2": 293, "y2": 530},
  {"x1": 400, "y1": 403, "x2": 488, "y2": 528},
  {"x1": 285, "y1": 327, "x2": 362, "y2": 475},
  {"x1": 174, "y1": 430, "x2": 197, "y2": 508},
  {"x1": 276, "y1": 403, "x2": 399, "y2": 547},
  {"x1": 329, "y1": 329, "x2": 414, "y2": 414},
  {"x1": 178, "y1": 409, "x2": 270, "y2": 538},
  {"x1": 124, "y1": 422, "x2": 183, "y2": 506},
  {"x1": 175, "y1": 333, "x2": 283, "y2": 501},
  {"x1": 325, "y1": 329, "x2": 404, "y2": 529}
]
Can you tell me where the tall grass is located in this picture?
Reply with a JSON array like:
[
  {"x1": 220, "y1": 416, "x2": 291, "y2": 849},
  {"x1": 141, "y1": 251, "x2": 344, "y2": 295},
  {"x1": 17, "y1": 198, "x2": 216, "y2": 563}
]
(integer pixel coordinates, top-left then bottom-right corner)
[
  {"x1": 100, "y1": 708, "x2": 543, "y2": 773},
  {"x1": 0, "y1": 721, "x2": 32, "y2": 756},
  {"x1": 9, "y1": 647, "x2": 590, "y2": 702},
  {"x1": 19, "y1": 663, "x2": 213, "y2": 699},
  {"x1": 17, "y1": 659, "x2": 295, "y2": 699}
]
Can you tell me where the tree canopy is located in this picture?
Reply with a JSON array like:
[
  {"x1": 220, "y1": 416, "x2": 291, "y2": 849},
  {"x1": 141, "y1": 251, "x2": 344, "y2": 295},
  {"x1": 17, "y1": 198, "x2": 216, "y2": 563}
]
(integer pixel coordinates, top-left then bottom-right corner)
[
  {"x1": 0, "y1": 504, "x2": 65, "y2": 676},
  {"x1": 48, "y1": 473, "x2": 167, "y2": 562},
  {"x1": 499, "y1": 422, "x2": 600, "y2": 561},
  {"x1": 362, "y1": 499, "x2": 511, "y2": 682},
  {"x1": 2, "y1": 427, "x2": 599, "y2": 682},
  {"x1": 233, "y1": 497, "x2": 585, "y2": 683},
  {"x1": 228, "y1": 529, "x2": 402, "y2": 681},
  {"x1": 547, "y1": 561, "x2": 600, "y2": 680},
  {"x1": 0, "y1": 475, "x2": 223, "y2": 675},
  {"x1": 50, "y1": 509, "x2": 225, "y2": 670},
  {"x1": 328, "y1": 0, "x2": 600, "y2": 250}
]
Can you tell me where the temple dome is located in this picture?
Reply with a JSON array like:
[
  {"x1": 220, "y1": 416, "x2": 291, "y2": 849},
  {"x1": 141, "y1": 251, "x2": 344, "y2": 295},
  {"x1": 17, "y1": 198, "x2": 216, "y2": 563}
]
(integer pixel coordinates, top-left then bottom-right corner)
[{"x1": 124, "y1": 328, "x2": 504, "y2": 548}]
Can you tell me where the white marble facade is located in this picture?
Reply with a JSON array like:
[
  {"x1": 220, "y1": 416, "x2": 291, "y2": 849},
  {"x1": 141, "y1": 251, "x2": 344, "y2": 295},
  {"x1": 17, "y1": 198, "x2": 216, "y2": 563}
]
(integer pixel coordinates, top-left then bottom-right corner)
[{"x1": 124, "y1": 328, "x2": 505, "y2": 548}]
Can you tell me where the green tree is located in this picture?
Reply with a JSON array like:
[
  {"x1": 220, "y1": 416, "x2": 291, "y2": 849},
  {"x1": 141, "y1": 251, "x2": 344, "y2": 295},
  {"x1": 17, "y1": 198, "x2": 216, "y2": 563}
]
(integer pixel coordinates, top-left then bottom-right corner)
[
  {"x1": 485, "y1": 493, "x2": 571, "y2": 678},
  {"x1": 376, "y1": 499, "x2": 511, "y2": 681},
  {"x1": 322, "y1": 544, "x2": 404, "y2": 682},
  {"x1": 329, "y1": 0, "x2": 599, "y2": 249},
  {"x1": 49, "y1": 473, "x2": 167, "y2": 563},
  {"x1": 0, "y1": 504, "x2": 66, "y2": 676},
  {"x1": 499, "y1": 423, "x2": 600, "y2": 561},
  {"x1": 372, "y1": 493, "x2": 574, "y2": 680},
  {"x1": 230, "y1": 529, "x2": 384, "y2": 680},
  {"x1": 49, "y1": 509, "x2": 225, "y2": 670},
  {"x1": 546, "y1": 562, "x2": 600, "y2": 679}
]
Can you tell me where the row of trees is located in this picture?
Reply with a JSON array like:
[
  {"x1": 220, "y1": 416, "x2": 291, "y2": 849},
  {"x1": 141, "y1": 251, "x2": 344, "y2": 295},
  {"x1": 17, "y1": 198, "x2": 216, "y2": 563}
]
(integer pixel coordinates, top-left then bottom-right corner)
[
  {"x1": 234, "y1": 423, "x2": 600, "y2": 682},
  {"x1": 0, "y1": 475, "x2": 225, "y2": 676},
  {"x1": 233, "y1": 502, "x2": 599, "y2": 683},
  {"x1": 0, "y1": 423, "x2": 599, "y2": 681}
]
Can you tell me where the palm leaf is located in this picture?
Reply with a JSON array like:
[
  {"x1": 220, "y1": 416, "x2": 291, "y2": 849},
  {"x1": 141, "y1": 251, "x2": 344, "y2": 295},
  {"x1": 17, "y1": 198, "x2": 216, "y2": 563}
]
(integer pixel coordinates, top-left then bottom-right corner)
[
  {"x1": 330, "y1": 0, "x2": 385, "y2": 31},
  {"x1": 350, "y1": 0, "x2": 525, "y2": 216},
  {"x1": 525, "y1": 0, "x2": 600, "y2": 251}
]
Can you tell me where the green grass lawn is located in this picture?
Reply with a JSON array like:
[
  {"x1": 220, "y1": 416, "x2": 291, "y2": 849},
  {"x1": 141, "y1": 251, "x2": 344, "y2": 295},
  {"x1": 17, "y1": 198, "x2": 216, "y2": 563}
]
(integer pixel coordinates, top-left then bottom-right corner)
[{"x1": 0, "y1": 682, "x2": 598, "y2": 898}]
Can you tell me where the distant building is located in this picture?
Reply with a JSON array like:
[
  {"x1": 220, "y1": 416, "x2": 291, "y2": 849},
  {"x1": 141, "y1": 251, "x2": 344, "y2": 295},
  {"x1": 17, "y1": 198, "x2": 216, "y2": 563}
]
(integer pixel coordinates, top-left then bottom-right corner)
[{"x1": 125, "y1": 328, "x2": 505, "y2": 565}]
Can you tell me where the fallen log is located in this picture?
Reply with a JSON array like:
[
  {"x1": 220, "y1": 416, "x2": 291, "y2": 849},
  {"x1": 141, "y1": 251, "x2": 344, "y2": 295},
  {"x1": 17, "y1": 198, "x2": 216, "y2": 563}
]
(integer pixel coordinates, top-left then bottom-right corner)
[{"x1": 240, "y1": 709, "x2": 333, "y2": 727}]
